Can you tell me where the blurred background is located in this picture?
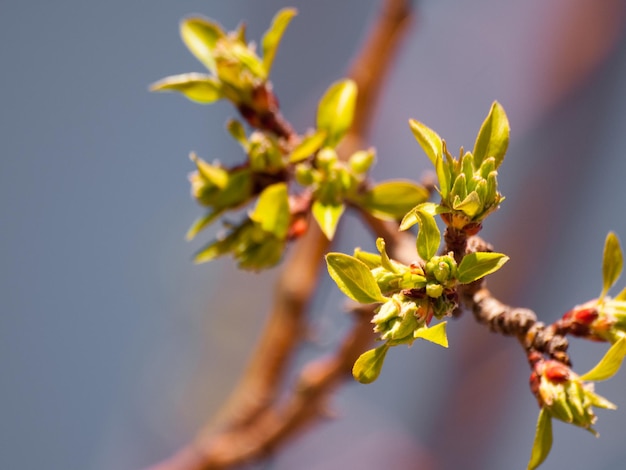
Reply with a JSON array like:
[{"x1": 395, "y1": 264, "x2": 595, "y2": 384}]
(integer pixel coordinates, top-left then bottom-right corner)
[{"x1": 2, "y1": 0, "x2": 626, "y2": 469}]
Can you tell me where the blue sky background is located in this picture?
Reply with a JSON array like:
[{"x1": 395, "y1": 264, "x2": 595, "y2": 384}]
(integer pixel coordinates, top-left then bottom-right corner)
[{"x1": 2, "y1": 1, "x2": 626, "y2": 469}]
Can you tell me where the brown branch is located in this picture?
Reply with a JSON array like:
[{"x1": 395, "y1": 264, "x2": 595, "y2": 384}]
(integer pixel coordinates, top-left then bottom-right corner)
[{"x1": 152, "y1": 306, "x2": 377, "y2": 470}]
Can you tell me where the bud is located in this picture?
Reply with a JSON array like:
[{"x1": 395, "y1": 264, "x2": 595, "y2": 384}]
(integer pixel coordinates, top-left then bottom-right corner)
[
  {"x1": 426, "y1": 282, "x2": 443, "y2": 298},
  {"x1": 348, "y1": 149, "x2": 375, "y2": 174},
  {"x1": 531, "y1": 359, "x2": 616, "y2": 435},
  {"x1": 316, "y1": 147, "x2": 338, "y2": 170}
]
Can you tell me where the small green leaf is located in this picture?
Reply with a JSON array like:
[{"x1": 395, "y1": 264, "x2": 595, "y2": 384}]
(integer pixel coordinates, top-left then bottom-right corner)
[
  {"x1": 399, "y1": 202, "x2": 446, "y2": 231},
  {"x1": 408, "y1": 119, "x2": 443, "y2": 166},
  {"x1": 289, "y1": 129, "x2": 327, "y2": 163},
  {"x1": 251, "y1": 183, "x2": 290, "y2": 239},
  {"x1": 457, "y1": 252, "x2": 509, "y2": 284},
  {"x1": 261, "y1": 8, "x2": 297, "y2": 75},
  {"x1": 376, "y1": 238, "x2": 397, "y2": 273},
  {"x1": 326, "y1": 253, "x2": 386, "y2": 303},
  {"x1": 473, "y1": 101, "x2": 510, "y2": 169},
  {"x1": 414, "y1": 321, "x2": 448, "y2": 347},
  {"x1": 359, "y1": 180, "x2": 430, "y2": 220},
  {"x1": 580, "y1": 336, "x2": 626, "y2": 381},
  {"x1": 312, "y1": 200, "x2": 345, "y2": 240},
  {"x1": 150, "y1": 73, "x2": 223, "y2": 104},
  {"x1": 180, "y1": 17, "x2": 225, "y2": 74},
  {"x1": 416, "y1": 210, "x2": 441, "y2": 261},
  {"x1": 352, "y1": 345, "x2": 389, "y2": 384},
  {"x1": 226, "y1": 119, "x2": 248, "y2": 150},
  {"x1": 353, "y1": 248, "x2": 382, "y2": 269},
  {"x1": 317, "y1": 79, "x2": 357, "y2": 147},
  {"x1": 185, "y1": 210, "x2": 223, "y2": 240},
  {"x1": 190, "y1": 153, "x2": 228, "y2": 188},
  {"x1": 527, "y1": 408, "x2": 553, "y2": 470},
  {"x1": 452, "y1": 191, "x2": 482, "y2": 218},
  {"x1": 193, "y1": 236, "x2": 233, "y2": 264},
  {"x1": 435, "y1": 155, "x2": 451, "y2": 198},
  {"x1": 601, "y1": 232, "x2": 623, "y2": 299}
]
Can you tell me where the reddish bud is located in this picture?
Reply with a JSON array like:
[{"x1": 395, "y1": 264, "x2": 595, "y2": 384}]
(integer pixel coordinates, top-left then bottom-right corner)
[
  {"x1": 543, "y1": 360, "x2": 570, "y2": 383},
  {"x1": 288, "y1": 217, "x2": 308, "y2": 239},
  {"x1": 572, "y1": 307, "x2": 598, "y2": 325}
]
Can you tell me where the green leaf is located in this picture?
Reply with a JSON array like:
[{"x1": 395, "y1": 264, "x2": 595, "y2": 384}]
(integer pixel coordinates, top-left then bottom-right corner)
[
  {"x1": 326, "y1": 253, "x2": 386, "y2": 303},
  {"x1": 399, "y1": 202, "x2": 446, "y2": 231},
  {"x1": 359, "y1": 180, "x2": 430, "y2": 220},
  {"x1": 150, "y1": 73, "x2": 223, "y2": 104},
  {"x1": 527, "y1": 408, "x2": 553, "y2": 470},
  {"x1": 317, "y1": 79, "x2": 358, "y2": 147},
  {"x1": 601, "y1": 231, "x2": 623, "y2": 299},
  {"x1": 289, "y1": 129, "x2": 327, "y2": 163},
  {"x1": 353, "y1": 248, "x2": 382, "y2": 269},
  {"x1": 473, "y1": 101, "x2": 510, "y2": 169},
  {"x1": 580, "y1": 336, "x2": 626, "y2": 381},
  {"x1": 185, "y1": 210, "x2": 223, "y2": 240},
  {"x1": 414, "y1": 321, "x2": 448, "y2": 347},
  {"x1": 251, "y1": 183, "x2": 290, "y2": 239},
  {"x1": 376, "y1": 238, "x2": 397, "y2": 273},
  {"x1": 261, "y1": 8, "x2": 297, "y2": 75},
  {"x1": 352, "y1": 345, "x2": 389, "y2": 384},
  {"x1": 312, "y1": 200, "x2": 344, "y2": 240},
  {"x1": 190, "y1": 153, "x2": 228, "y2": 188},
  {"x1": 452, "y1": 191, "x2": 482, "y2": 218},
  {"x1": 416, "y1": 210, "x2": 441, "y2": 261},
  {"x1": 435, "y1": 155, "x2": 451, "y2": 198},
  {"x1": 180, "y1": 17, "x2": 225, "y2": 74},
  {"x1": 457, "y1": 252, "x2": 509, "y2": 284},
  {"x1": 226, "y1": 119, "x2": 248, "y2": 150},
  {"x1": 193, "y1": 236, "x2": 233, "y2": 264},
  {"x1": 214, "y1": 168, "x2": 253, "y2": 209},
  {"x1": 408, "y1": 119, "x2": 443, "y2": 166}
]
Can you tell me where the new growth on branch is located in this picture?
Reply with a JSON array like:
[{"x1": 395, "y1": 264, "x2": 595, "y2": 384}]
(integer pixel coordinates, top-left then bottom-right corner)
[{"x1": 150, "y1": 6, "x2": 626, "y2": 470}]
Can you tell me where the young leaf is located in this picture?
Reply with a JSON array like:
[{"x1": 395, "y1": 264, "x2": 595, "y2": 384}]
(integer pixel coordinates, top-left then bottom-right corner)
[
  {"x1": 527, "y1": 408, "x2": 553, "y2": 470},
  {"x1": 180, "y1": 17, "x2": 225, "y2": 74},
  {"x1": 352, "y1": 344, "x2": 389, "y2": 384},
  {"x1": 601, "y1": 231, "x2": 623, "y2": 299},
  {"x1": 190, "y1": 153, "x2": 229, "y2": 188},
  {"x1": 325, "y1": 253, "x2": 386, "y2": 304},
  {"x1": 251, "y1": 183, "x2": 290, "y2": 239},
  {"x1": 150, "y1": 73, "x2": 223, "y2": 104},
  {"x1": 226, "y1": 119, "x2": 248, "y2": 150},
  {"x1": 408, "y1": 119, "x2": 443, "y2": 166},
  {"x1": 473, "y1": 101, "x2": 510, "y2": 169},
  {"x1": 289, "y1": 129, "x2": 327, "y2": 163},
  {"x1": 457, "y1": 252, "x2": 509, "y2": 284},
  {"x1": 399, "y1": 202, "x2": 445, "y2": 231},
  {"x1": 435, "y1": 155, "x2": 451, "y2": 198},
  {"x1": 416, "y1": 210, "x2": 441, "y2": 261},
  {"x1": 353, "y1": 248, "x2": 382, "y2": 269},
  {"x1": 376, "y1": 238, "x2": 398, "y2": 273},
  {"x1": 261, "y1": 8, "x2": 297, "y2": 75},
  {"x1": 317, "y1": 79, "x2": 357, "y2": 148},
  {"x1": 414, "y1": 321, "x2": 448, "y2": 347},
  {"x1": 312, "y1": 200, "x2": 344, "y2": 240},
  {"x1": 359, "y1": 181, "x2": 430, "y2": 220},
  {"x1": 185, "y1": 210, "x2": 223, "y2": 241},
  {"x1": 579, "y1": 336, "x2": 626, "y2": 382},
  {"x1": 452, "y1": 191, "x2": 482, "y2": 218}
]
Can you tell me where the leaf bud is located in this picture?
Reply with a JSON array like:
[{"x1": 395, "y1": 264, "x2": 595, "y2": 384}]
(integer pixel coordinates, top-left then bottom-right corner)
[{"x1": 348, "y1": 149, "x2": 375, "y2": 174}]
